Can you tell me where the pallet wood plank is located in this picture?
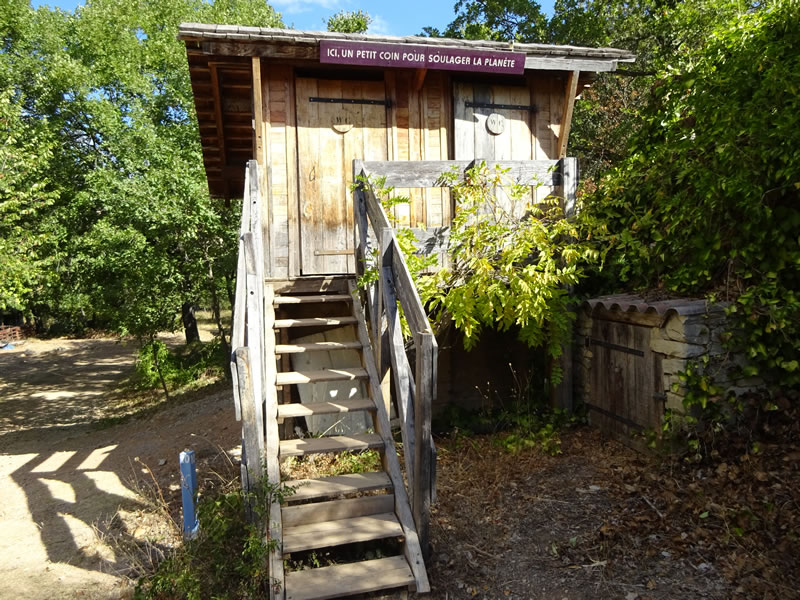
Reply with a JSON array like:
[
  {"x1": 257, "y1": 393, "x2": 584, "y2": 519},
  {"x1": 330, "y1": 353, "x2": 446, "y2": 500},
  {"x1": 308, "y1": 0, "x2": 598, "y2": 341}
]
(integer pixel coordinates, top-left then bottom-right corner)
[
  {"x1": 276, "y1": 368, "x2": 368, "y2": 385},
  {"x1": 277, "y1": 398, "x2": 375, "y2": 419},
  {"x1": 282, "y1": 494, "x2": 395, "y2": 528},
  {"x1": 285, "y1": 556, "x2": 414, "y2": 600},
  {"x1": 288, "y1": 472, "x2": 392, "y2": 503},
  {"x1": 282, "y1": 513, "x2": 403, "y2": 553},
  {"x1": 279, "y1": 434, "x2": 384, "y2": 457},
  {"x1": 274, "y1": 317, "x2": 356, "y2": 328},
  {"x1": 358, "y1": 160, "x2": 560, "y2": 189}
]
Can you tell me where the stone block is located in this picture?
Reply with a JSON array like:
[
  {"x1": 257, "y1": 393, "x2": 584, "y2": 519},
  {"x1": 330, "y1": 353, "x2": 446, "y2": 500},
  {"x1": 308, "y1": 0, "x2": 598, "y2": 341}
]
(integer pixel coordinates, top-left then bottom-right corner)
[
  {"x1": 665, "y1": 391, "x2": 685, "y2": 412},
  {"x1": 650, "y1": 336, "x2": 706, "y2": 358},
  {"x1": 662, "y1": 358, "x2": 688, "y2": 374}
]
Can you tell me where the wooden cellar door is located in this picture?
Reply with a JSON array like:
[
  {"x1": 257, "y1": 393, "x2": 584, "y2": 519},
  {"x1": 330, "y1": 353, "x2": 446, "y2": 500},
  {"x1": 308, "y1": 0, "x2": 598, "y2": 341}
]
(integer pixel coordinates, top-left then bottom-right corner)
[
  {"x1": 587, "y1": 320, "x2": 663, "y2": 438},
  {"x1": 453, "y1": 82, "x2": 536, "y2": 211},
  {"x1": 295, "y1": 78, "x2": 388, "y2": 275}
]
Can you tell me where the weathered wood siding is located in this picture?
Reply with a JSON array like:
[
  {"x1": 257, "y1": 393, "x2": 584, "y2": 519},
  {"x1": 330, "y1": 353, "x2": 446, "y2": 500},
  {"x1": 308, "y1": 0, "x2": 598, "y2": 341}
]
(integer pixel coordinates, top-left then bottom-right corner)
[
  {"x1": 386, "y1": 71, "x2": 451, "y2": 228},
  {"x1": 251, "y1": 67, "x2": 574, "y2": 278},
  {"x1": 587, "y1": 319, "x2": 663, "y2": 438}
]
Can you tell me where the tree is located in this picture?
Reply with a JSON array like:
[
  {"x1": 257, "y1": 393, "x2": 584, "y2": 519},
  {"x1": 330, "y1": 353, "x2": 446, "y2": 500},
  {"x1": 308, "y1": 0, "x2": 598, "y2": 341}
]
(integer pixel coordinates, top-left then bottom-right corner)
[
  {"x1": 581, "y1": 0, "x2": 800, "y2": 391},
  {"x1": 0, "y1": 0, "x2": 282, "y2": 342},
  {"x1": 326, "y1": 10, "x2": 372, "y2": 33},
  {"x1": 423, "y1": 0, "x2": 547, "y2": 41}
]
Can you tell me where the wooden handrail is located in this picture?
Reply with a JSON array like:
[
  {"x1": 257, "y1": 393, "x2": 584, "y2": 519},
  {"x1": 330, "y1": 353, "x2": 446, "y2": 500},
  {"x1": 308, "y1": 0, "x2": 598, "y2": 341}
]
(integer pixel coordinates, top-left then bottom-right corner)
[
  {"x1": 352, "y1": 157, "x2": 578, "y2": 554},
  {"x1": 352, "y1": 161, "x2": 438, "y2": 556},
  {"x1": 230, "y1": 160, "x2": 284, "y2": 598}
]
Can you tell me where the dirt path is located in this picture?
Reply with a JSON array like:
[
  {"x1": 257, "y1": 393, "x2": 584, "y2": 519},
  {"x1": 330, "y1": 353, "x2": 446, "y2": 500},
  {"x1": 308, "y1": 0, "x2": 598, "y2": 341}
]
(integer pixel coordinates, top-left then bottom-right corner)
[{"x1": 0, "y1": 338, "x2": 240, "y2": 600}]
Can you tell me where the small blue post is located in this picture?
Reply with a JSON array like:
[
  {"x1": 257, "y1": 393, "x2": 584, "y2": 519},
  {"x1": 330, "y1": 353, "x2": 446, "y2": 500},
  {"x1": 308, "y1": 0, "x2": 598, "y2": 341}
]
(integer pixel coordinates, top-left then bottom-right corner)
[{"x1": 180, "y1": 450, "x2": 199, "y2": 540}]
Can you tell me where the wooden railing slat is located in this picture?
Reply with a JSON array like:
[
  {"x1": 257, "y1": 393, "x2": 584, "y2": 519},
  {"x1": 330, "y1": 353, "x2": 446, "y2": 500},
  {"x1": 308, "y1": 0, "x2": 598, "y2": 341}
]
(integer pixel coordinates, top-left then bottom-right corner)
[
  {"x1": 360, "y1": 159, "x2": 561, "y2": 188},
  {"x1": 381, "y1": 266, "x2": 416, "y2": 495}
]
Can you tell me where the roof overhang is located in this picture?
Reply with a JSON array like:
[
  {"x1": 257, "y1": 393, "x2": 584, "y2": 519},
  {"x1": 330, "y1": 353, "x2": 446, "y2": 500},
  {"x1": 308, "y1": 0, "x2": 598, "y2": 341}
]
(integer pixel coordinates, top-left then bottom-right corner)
[{"x1": 179, "y1": 25, "x2": 636, "y2": 199}]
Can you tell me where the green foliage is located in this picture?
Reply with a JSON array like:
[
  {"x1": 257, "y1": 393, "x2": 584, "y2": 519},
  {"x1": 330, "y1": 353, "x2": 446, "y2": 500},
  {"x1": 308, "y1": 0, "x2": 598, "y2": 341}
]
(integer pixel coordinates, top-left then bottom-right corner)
[
  {"x1": 326, "y1": 9, "x2": 372, "y2": 33},
  {"x1": 438, "y1": 365, "x2": 584, "y2": 455},
  {"x1": 329, "y1": 450, "x2": 381, "y2": 475},
  {"x1": 423, "y1": 0, "x2": 548, "y2": 42},
  {"x1": 136, "y1": 477, "x2": 295, "y2": 599},
  {"x1": 135, "y1": 339, "x2": 226, "y2": 391},
  {"x1": 0, "y1": 0, "x2": 281, "y2": 336},
  {"x1": 583, "y1": 1, "x2": 800, "y2": 394},
  {"x1": 423, "y1": 163, "x2": 598, "y2": 360}
]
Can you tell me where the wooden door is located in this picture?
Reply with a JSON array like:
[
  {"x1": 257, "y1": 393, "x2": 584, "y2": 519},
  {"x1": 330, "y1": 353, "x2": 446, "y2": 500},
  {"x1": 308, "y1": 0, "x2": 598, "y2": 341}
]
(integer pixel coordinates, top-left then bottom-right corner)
[
  {"x1": 587, "y1": 320, "x2": 663, "y2": 439},
  {"x1": 295, "y1": 78, "x2": 388, "y2": 275},
  {"x1": 453, "y1": 82, "x2": 536, "y2": 211}
]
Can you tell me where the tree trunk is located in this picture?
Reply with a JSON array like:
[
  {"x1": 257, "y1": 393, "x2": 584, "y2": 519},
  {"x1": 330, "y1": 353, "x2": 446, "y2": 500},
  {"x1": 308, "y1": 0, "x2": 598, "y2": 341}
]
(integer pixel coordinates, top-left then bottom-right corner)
[
  {"x1": 152, "y1": 339, "x2": 171, "y2": 402},
  {"x1": 182, "y1": 302, "x2": 201, "y2": 344},
  {"x1": 207, "y1": 262, "x2": 230, "y2": 363}
]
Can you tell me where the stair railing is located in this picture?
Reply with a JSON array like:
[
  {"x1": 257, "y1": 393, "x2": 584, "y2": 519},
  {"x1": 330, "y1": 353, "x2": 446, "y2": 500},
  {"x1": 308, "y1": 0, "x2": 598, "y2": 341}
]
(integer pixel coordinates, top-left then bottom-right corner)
[
  {"x1": 352, "y1": 161, "x2": 438, "y2": 554},
  {"x1": 230, "y1": 160, "x2": 284, "y2": 598},
  {"x1": 352, "y1": 157, "x2": 578, "y2": 552}
]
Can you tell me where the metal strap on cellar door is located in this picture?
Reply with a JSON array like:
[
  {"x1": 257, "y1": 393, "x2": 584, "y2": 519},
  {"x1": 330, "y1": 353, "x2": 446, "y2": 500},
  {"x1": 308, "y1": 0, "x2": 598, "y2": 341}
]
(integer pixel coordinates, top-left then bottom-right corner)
[
  {"x1": 310, "y1": 97, "x2": 390, "y2": 107},
  {"x1": 585, "y1": 403, "x2": 644, "y2": 430},
  {"x1": 588, "y1": 338, "x2": 644, "y2": 357},
  {"x1": 465, "y1": 101, "x2": 537, "y2": 112}
]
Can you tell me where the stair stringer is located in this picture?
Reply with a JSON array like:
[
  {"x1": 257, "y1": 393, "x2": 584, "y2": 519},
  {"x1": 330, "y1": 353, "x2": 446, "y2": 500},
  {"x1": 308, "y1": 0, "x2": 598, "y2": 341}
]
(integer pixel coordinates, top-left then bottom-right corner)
[
  {"x1": 348, "y1": 280, "x2": 431, "y2": 593},
  {"x1": 264, "y1": 284, "x2": 285, "y2": 600}
]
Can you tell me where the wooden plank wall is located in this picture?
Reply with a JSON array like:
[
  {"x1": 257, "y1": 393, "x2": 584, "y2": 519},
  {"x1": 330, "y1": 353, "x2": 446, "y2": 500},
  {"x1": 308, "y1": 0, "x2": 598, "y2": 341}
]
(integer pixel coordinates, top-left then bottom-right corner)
[
  {"x1": 252, "y1": 66, "x2": 573, "y2": 278},
  {"x1": 386, "y1": 71, "x2": 450, "y2": 229},
  {"x1": 254, "y1": 60, "x2": 295, "y2": 280}
]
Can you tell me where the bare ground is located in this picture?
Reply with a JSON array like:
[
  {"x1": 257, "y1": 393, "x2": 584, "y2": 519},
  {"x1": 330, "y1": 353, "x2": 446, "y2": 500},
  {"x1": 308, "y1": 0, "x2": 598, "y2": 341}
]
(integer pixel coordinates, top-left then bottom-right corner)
[
  {"x1": 0, "y1": 335, "x2": 240, "y2": 600},
  {"x1": 1, "y1": 336, "x2": 796, "y2": 600}
]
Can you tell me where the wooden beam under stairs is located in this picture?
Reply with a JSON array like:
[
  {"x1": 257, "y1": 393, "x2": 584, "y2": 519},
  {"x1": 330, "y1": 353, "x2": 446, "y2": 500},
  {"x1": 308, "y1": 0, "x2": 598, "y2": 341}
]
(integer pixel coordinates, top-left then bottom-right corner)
[
  {"x1": 275, "y1": 340, "x2": 362, "y2": 354},
  {"x1": 276, "y1": 367, "x2": 367, "y2": 385},
  {"x1": 279, "y1": 433, "x2": 384, "y2": 457},
  {"x1": 274, "y1": 317, "x2": 356, "y2": 328}
]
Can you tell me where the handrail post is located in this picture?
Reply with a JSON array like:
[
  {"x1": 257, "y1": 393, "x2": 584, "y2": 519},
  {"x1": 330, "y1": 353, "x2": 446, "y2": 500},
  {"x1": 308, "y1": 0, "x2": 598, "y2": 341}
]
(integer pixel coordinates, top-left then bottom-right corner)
[{"x1": 413, "y1": 331, "x2": 436, "y2": 559}]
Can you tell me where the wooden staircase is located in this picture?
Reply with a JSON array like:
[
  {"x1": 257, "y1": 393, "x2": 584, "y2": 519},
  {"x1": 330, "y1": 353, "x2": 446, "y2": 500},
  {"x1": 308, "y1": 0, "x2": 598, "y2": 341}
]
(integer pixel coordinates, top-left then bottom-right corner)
[
  {"x1": 267, "y1": 280, "x2": 429, "y2": 599},
  {"x1": 231, "y1": 161, "x2": 437, "y2": 600}
]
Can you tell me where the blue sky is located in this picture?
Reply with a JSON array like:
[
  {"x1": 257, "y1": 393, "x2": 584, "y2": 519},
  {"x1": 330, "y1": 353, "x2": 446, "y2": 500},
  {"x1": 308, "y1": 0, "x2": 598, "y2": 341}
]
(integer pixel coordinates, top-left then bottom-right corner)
[{"x1": 32, "y1": 0, "x2": 556, "y2": 37}]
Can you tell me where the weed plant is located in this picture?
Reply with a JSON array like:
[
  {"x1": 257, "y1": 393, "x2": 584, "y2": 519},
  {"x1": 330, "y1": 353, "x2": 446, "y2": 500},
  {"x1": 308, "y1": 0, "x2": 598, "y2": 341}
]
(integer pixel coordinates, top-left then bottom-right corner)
[{"x1": 135, "y1": 476, "x2": 295, "y2": 600}]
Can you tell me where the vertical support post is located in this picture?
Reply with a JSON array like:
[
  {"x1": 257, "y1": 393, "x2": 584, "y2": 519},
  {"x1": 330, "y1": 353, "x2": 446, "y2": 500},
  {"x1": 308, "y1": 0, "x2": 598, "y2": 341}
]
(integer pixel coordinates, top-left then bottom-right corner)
[
  {"x1": 180, "y1": 450, "x2": 199, "y2": 540},
  {"x1": 553, "y1": 157, "x2": 579, "y2": 411},
  {"x1": 557, "y1": 70, "x2": 580, "y2": 159},
  {"x1": 414, "y1": 331, "x2": 436, "y2": 559}
]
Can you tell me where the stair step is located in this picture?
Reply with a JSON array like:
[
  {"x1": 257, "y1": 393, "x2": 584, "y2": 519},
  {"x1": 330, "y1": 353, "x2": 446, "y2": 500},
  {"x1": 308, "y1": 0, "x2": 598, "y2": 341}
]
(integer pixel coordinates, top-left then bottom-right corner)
[
  {"x1": 282, "y1": 513, "x2": 403, "y2": 554},
  {"x1": 275, "y1": 341, "x2": 362, "y2": 354},
  {"x1": 277, "y1": 398, "x2": 375, "y2": 420},
  {"x1": 276, "y1": 368, "x2": 368, "y2": 386},
  {"x1": 275, "y1": 317, "x2": 357, "y2": 328},
  {"x1": 282, "y1": 494, "x2": 395, "y2": 527},
  {"x1": 288, "y1": 472, "x2": 393, "y2": 503},
  {"x1": 274, "y1": 294, "x2": 352, "y2": 305},
  {"x1": 280, "y1": 434, "x2": 384, "y2": 457},
  {"x1": 285, "y1": 556, "x2": 414, "y2": 600}
]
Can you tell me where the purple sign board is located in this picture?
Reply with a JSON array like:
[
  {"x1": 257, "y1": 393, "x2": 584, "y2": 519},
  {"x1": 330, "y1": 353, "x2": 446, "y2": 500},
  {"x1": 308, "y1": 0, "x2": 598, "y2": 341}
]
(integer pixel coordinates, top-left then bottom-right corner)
[{"x1": 320, "y1": 40, "x2": 525, "y2": 75}]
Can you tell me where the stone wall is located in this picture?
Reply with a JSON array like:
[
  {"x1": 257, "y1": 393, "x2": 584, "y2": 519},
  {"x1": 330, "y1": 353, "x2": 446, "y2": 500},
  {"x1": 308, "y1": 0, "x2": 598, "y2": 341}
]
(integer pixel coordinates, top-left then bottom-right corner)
[{"x1": 575, "y1": 300, "x2": 766, "y2": 425}]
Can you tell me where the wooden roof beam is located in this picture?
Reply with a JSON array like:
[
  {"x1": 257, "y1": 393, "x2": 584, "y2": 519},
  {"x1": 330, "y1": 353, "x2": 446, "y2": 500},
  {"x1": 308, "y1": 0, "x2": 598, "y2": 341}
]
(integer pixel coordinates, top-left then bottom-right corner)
[{"x1": 209, "y1": 63, "x2": 229, "y2": 197}]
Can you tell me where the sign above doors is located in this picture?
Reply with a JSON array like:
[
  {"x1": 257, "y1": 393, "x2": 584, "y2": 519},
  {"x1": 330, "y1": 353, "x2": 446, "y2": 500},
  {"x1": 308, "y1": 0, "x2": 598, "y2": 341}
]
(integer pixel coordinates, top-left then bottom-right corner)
[{"x1": 320, "y1": 40, "x2": 525, "y2": 75}]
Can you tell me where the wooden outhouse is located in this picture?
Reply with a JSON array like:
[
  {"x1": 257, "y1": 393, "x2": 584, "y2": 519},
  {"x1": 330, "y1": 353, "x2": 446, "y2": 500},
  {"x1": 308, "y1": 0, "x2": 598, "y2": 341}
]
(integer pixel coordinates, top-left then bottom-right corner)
[{"x1": 180, "y1": 24, "x2": 634, "y2": 600}]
